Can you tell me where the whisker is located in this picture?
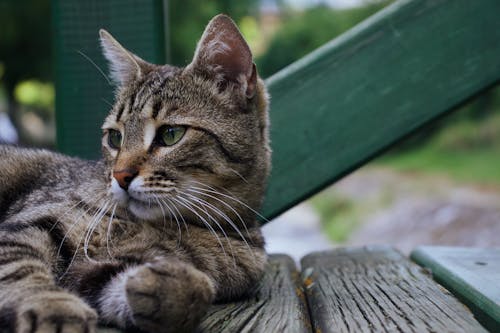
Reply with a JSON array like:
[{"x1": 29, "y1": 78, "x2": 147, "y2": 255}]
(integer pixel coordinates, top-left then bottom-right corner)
[
  {"x1": 102, "y1": 98, "x2": 113, "y2": 107},
  {"x1": 187, "y1": 187, "x2": 253, "y2": 239},
  {"x1": 176, "y1": 195, "x2": 236, "y2": 267},
  {"x1": 190, "y1": 182, "x2": 269, "y2": 223},
  {"x1": 82, "y1": 203, "x2": 105, "y2": 262},
  {"x1": 84, "y1": 200, "x2": 111, "y2": 262},
  {"x1": 228, "y1": 167, "x2": 250, "y2": 184},
  {"x1": 153, "y1": 195, "x2": 176, "y2": 244},
  {"x1": 76, "y1": 49, "x2": 112, "y2": 86},
  {"x1": 52, "y1": 192, "x2": 106, "y2": 234},
  {"x1": 182, "y1": 192, "x2": 255, "y2": 264},
  {"x1": 157, "y1": 197, "x2": 174, "y2": 228},
  {"x1": 164, "y1": 196, "x2": 190, "y2": 236},
  {"x1": 184, "y1": 192, "x2": 254, "y2": 251},
  {"x1": 105, "y1": 203, "x2": 117, "y2": 259},
  {"x1": 170, "y1": 196, "x2": 229, "y2": 262},
  {"x1": 57, "y1": 196, "x2": 108, "y2": 280},
  {"x1": 159, "y1": 198, "x2": 183, "y2": 246},
  {"x1": 56, "y1": 193, "x2": 106, "y2": 258}
]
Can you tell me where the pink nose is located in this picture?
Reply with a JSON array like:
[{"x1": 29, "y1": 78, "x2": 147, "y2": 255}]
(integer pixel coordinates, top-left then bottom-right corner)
[{"x1": 113, "y1": 168, "x2": 138, "y2": 190}]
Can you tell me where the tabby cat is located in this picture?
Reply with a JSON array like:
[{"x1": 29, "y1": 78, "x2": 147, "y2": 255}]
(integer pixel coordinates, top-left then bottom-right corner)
[{"x1": 0, "y1": 14, "x2": 270, "y2": 333}]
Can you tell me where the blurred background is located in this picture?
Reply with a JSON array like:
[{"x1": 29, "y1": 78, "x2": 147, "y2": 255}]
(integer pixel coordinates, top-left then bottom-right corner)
[{"x1": 1, "y1": 0, "x2": 499, "y2": 259}]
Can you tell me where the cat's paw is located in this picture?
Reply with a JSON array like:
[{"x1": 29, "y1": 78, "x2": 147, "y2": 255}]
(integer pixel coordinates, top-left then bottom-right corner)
[
  {"x1": 16, "y1": 291, "x2": 97, "y2": 333},
  {"x1": 125, "y1": 260, "x2": 215, "y2": 333}
]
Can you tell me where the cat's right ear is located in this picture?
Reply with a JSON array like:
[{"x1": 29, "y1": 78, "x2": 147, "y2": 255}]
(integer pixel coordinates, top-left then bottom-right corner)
[
  {"x1": 187, "y1": 15, "x2": 257, "y2": 99},
  {"x1": 99, "y1": 29, "x2": 149, "y2": 86}
]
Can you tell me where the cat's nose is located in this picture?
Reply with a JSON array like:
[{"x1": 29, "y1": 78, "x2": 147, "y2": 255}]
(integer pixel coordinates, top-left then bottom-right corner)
[{"x1": 113, "y1": 168, "x2": 139, "y2": 190}]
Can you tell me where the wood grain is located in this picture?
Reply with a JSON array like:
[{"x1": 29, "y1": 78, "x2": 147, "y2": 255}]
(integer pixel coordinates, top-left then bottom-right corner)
[
  {"x1": 301, "y1": 246, "x2": 487, "y2": 333},
  {"x1": 412, "y1": 246, "x2": 500, "y2": 332},
  {"x1": 198, "y1": 254, "x2": 311, "y2": 332}
]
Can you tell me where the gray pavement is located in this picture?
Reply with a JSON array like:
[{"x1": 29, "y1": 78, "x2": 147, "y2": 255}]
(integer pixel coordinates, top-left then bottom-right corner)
[{"x1": 262, "y1": 203, "x2": 334, "y2": 264}]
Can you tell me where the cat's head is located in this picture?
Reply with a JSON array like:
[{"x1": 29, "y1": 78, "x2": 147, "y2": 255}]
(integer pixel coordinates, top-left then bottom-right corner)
[{"x1": 99, "y1": 15, "x2": 270, "y2": 227}]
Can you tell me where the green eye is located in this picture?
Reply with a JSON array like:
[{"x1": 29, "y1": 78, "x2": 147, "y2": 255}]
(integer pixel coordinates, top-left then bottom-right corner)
[
  {"x1": 108, "y1": 129, "x2": 122, "y2": 149},
  {"x1": 158, "y1": 126, "x2": 186, "y2": 146}
]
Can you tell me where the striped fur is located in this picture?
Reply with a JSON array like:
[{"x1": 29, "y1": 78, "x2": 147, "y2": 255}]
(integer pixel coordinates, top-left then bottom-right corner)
[{"x1": 0, "y1": 15, "x2": 270, "y2": 333}]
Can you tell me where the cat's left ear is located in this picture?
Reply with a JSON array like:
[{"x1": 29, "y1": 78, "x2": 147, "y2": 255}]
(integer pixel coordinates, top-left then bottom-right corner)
[
  {"x1": 99, "y1": 29, "x2": 151, "y2": 86},
  {"x1": 188, "y1": 14, "x2": 257, "y2": 99}
]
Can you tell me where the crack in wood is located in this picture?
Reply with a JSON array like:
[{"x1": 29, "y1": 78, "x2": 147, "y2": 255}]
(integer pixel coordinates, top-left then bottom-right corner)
[{"x1": 301, "y1": 246, "x2": 487, "y2": 333}]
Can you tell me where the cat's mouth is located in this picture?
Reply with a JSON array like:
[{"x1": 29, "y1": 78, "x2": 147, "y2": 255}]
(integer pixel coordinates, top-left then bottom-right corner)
[{"x1": 110, "y1": 178, "x2": 170, "y2": 221}]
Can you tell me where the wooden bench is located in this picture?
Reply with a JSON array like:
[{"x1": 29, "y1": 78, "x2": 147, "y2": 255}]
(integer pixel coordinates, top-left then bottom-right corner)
[
  {"x1": 52, "y1": 0, "x2": 500, "y2": 331},
  {"x1": 96, "y1": 246, "x2": 499, "y2": 332}
]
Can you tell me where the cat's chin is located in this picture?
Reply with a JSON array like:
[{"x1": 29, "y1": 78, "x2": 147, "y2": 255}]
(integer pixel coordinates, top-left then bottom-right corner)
[{"x1": 128, "y1": 198, "x2": 165, "y2": 221}]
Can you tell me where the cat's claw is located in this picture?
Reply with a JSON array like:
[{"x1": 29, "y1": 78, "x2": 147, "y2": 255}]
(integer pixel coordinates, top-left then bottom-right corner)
[
  {"x1": 125, "y1": 260, "x2": 215, "y2": 333},
  {"x1": 16, "y1": 292, "x2": 97, "y2": 333}
]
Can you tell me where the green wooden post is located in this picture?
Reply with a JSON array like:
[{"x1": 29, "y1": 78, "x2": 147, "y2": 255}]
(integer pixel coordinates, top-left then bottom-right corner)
[
  {"x1": 261, "y1": 0, "x2": 500, "y2": 219},
  {"x1": 53, "y1": 0, "x2": 166, "y2": 159}
]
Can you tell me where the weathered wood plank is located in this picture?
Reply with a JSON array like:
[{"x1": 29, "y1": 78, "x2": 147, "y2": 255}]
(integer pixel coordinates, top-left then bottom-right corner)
[
  {"x1": 411, "y1": 246, "x2": 500, "y2": 332},
  {"x1": 262, "y1": 0, "x2": 500, "y2": 219},
  {"x1": 97, "y1": 255, "x2": 310, "y2": 332},
  {"x1": 301, "y1": 246, "x2": 487, "y2": 332},
  {"x1": 197, "y1": 254, "x2": 310, "y2": 332}
]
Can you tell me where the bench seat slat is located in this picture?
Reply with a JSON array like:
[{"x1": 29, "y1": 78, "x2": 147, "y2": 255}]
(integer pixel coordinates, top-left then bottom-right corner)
[
  {"x1": 411, "y1": 246, "x2": 500, "y2": 332},
  {"x1": 198, "y1": 254, "x2": 310, "y2": 332},
  {"x1": 301, "y1": 246, "x2": 487, "y2": 333},
  {"x1": 97, "y1": 255, "x2": 310, "y2": 332}
]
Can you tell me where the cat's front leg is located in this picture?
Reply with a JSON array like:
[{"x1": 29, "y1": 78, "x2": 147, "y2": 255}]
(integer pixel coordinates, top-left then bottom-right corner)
[
  {"x1": 9, "y1": 290, "x2": 97, "y2": 333},
  {"x1": 97, "y1": 258, "x2": 214, "y2": 333},
  {"x1": 0, "y1": 223, "x2": 97, "y2": 333}
]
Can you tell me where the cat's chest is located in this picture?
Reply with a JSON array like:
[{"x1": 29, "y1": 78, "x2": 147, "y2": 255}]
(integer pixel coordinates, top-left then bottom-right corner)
[{"x1": 74, "y1": 218, "x2": 182, "y2": 261}]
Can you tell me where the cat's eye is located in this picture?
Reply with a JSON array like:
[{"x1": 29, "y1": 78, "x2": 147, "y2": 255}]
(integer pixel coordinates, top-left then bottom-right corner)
[
  {"x1": 157, "y1": 126, "x2": 186, "y2": 146},
  {"x1": 108, "y1": 129, "x2": 122, "y2": 149}
]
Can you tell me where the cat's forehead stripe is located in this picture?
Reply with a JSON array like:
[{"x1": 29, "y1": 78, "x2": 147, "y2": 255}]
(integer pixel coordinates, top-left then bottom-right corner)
[
  {"x1": 134, "y1": 82, "x2": 155, "y2": 112},
  {"x1": 116, "y1": 104, "x2": 125, "y2": 122},
  {"x1": 119, "y1": 100, "x2": 132, "y2": 122},
  {"x1": 152, "y1": 75, "x2": 171, "y2": 95},
  {"x1": 151, "y1": 100, "x2": 163, "y2": 119},
  {"x1": 128, "y1": 92, "x2": 137, "y2": 114},
  {"x1": 136, "y1": 95, "x2": 151, "y2": 115}
]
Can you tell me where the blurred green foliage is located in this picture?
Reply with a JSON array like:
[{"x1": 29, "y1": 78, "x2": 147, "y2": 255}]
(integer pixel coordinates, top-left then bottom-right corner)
[
  {"x1": 256, "y1": 2, "x2": 390, "y2": 78},
  {"x1": 168, "y1": 0, "x2": 260, "y2": 66},
  {"x1": 0, "y1": 0, "x2": 51, "y2": 99},
  {"x1": 379, "y1": 86, "x2": 500, "y2": 185},
  {"x1": 312, "y1": 193, "x2": 359, "y2": 242},
  {"x1": 14, "y1": 80, "x2": 54, "y2": 114},
  {"x1": 0, "y1": 0, "x2": 53, "y2": 146}
]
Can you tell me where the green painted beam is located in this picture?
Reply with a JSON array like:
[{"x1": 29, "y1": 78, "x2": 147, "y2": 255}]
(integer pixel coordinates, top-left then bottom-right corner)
[
  {"x1": 53, "y1": 0, "x2": 166, "y2": 159},
  {"x1": 261, "y1": 0, "x2": 500, "y2": 219},
  {"x1": 411, "y1": 246, "x2": 500, "y2": 332}
]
